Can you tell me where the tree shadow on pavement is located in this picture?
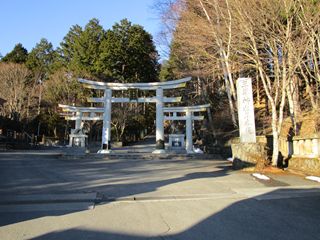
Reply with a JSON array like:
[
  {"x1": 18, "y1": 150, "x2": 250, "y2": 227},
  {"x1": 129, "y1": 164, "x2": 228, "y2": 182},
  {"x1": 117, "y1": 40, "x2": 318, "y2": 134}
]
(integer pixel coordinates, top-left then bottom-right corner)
[
  {"x1": 0, "y1": 154, "x2": 231, "y2": 227},
  {"x1": 30, "y1": 188, "x2": 320, "y2": 240}
]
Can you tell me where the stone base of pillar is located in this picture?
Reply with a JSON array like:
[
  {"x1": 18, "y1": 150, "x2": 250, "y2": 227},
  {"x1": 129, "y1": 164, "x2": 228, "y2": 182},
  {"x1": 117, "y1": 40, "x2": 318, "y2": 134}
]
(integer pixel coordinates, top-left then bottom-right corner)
[
  {"x1": 186, "y1": 150, "x2": 195, "y2": 154},
  {"x1": 97, "y1": 149, "x2": 112, "y2": 154},
  {"x1": 101, "y1": 142, "x2": 111, "y2": 150},
  {"x1": 98, "y1": 142, "x2": 111, "y2": 154},
  {"x1": 152, "y1": 149, "x2": 166, "y2": 154},
  {"x1": 155, "y1": 139, "x2": 165, "y2": 150}
]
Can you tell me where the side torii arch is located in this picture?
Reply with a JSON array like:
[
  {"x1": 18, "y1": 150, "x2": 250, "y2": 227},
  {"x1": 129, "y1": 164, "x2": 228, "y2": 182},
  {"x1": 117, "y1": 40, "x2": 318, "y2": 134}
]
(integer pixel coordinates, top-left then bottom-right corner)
[{"x1": 164, "y1": 104, "x2": 210, "y2": 153}]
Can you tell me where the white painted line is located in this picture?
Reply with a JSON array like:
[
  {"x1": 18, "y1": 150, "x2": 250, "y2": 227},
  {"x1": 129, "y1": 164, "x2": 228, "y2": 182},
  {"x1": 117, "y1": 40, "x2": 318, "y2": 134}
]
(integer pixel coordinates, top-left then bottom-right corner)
[
  {"x1": 234, "y1": 186, "x2": 320, "y2": 200},
  {"x1": 306, "y1": 176, "x2": 320, "y2": 183},
  {"x1": 104, "y1": 193, "x2": 246, "y2": 204},
  {"x1": 252, "y1": 173, "x2": 270, "y2": 181}
]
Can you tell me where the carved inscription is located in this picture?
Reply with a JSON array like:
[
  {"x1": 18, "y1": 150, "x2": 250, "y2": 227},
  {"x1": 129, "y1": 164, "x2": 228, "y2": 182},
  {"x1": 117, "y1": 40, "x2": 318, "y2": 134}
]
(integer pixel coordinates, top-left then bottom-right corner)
[{"x1": 236, "y1": 78, "x2": 256, "y2": 143}]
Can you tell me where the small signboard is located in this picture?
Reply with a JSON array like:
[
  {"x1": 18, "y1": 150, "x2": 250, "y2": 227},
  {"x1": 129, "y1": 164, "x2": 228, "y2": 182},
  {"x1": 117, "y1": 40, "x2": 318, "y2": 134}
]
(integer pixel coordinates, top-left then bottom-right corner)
[{"x1": 169, "y1": 134, "x2": 185, "y2": 150}]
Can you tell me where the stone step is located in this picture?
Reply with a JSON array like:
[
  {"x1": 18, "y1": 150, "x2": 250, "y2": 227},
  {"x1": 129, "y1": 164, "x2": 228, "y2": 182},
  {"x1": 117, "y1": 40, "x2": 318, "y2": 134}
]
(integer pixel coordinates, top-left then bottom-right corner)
[{"x1": 62, "y1": 152, "x2": 223, "y2": 160}]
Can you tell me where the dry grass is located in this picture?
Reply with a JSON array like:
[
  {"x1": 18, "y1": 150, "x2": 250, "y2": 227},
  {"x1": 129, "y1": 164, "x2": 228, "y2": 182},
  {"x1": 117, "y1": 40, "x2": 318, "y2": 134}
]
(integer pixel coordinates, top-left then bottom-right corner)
[{"x1": 241, "y1": 165, "x2": 286, "y2": 174}]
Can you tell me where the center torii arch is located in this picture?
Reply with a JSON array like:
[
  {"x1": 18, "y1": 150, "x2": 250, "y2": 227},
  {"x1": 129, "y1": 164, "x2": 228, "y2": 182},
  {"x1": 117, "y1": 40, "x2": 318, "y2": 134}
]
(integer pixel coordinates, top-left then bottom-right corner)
[{"x1": 78, "y1": 77, "x2": 192, "y2": 153}]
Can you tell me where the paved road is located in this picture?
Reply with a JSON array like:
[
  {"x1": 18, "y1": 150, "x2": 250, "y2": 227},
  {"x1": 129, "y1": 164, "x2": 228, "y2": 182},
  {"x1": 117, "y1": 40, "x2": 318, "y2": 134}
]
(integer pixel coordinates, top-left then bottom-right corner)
[{"x1": 0, "y1": 151, "x2": 320, "y2": 240}]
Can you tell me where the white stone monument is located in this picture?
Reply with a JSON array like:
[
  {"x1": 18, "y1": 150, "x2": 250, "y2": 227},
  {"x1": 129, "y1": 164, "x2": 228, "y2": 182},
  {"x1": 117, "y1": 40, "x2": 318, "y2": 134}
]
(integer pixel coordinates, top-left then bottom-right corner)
[{"x1": 236, "y1": 78, "x2": 256, "y2": 143}]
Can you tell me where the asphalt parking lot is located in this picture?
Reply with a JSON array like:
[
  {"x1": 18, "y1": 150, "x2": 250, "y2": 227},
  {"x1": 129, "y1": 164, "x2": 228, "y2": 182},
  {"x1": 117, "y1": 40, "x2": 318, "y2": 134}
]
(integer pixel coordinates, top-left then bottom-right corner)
[{"x1": 0, "y1": 151, "x2": 319, "y2": 240}]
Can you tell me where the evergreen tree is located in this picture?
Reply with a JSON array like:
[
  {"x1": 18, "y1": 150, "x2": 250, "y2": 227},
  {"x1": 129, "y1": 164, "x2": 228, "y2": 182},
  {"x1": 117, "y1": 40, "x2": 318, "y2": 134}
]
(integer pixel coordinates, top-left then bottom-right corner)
[
  {"x1": 26, "y1": 38, "x2": 57, "y2": 78},
  {"x1": 1, "y1": 43, "x2": 28, "y2": 64},
  {"x1": 59, "y1": 18, "x2": 104, "y2": 77},
  {"x1": 59, "y1": 24, "x2": 83, "y2": 66},
  {"x1": 98, "y1": 19, "x2": 159, "y2": 83},
  {"x1": 159, "y1": 59, "x2": 175, "y2": 81},
  {"x1": 25, "y1": 38, "x2": 58, "y2": 131}
]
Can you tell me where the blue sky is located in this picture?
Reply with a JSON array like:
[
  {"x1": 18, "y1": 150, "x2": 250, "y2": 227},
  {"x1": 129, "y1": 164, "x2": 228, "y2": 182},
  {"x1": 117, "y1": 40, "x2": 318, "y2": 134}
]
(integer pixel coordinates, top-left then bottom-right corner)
[{"x1": 0, "y1": 0, "x2": 166, "y2": 58}]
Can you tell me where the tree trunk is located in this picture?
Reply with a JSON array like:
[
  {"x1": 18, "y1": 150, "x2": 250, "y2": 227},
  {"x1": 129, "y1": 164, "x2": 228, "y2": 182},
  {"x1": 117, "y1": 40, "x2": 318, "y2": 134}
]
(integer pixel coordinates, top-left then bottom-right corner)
[
  {"x1": 316, "y1": 81, "x2": 320, "y2": 108},
  {"x1": 256, "y1": 74, "x2": 261, "y2": 106},
  {"x1": 264, "y1": 94, "x2": 269, "y2": 116},
  {"x1": 271, "y1": 104, "x2": 279, "y2": 166},
  {"x1": 301, "y1": 69, "x2": 317, "y2": 110},
  {"x1": 224, "y1": 52, "x2": 237, "y2": 101},
  {"x1": 224, "y1": 76, "x2": 237, "y2": 127},
  {"x1": 206, "y1": 108, "x2": 217, "y2": 145},
  {"x1": 286, "y1": 75, "x2": 301, "y2": 134},
  {"x1": 197, "y1": 75, "x2": 201, "y2": 97}
]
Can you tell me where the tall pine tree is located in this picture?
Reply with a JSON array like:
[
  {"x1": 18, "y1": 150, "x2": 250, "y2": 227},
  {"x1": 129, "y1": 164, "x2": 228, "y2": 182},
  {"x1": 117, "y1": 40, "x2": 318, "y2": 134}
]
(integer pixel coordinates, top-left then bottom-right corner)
[
  {"x1": 98, "y1": 19, "x2": 159, "y2": 83},
  {"x1": 59, "y1": 18, "x2": 104, "y2": 78},
  {"x1": 26, "y1": 38, "x2": 57, "y2": 78},
  {"x1": 1, "y1": 43, "x2": 28, "y2": 64}
]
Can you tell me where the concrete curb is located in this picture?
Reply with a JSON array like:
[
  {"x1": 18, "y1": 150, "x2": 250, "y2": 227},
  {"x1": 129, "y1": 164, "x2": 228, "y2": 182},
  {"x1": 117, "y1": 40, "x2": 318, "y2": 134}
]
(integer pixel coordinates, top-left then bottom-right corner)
[{"x1": 0, "y1": 193, "x2": 98, "y2": 205}]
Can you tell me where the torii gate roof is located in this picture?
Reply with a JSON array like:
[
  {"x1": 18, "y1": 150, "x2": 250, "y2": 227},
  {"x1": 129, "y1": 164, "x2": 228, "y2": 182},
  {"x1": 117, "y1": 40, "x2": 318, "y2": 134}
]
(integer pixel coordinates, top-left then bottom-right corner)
[{"x1": 78, "y1": 77, "x2": 192, "y2": 90}]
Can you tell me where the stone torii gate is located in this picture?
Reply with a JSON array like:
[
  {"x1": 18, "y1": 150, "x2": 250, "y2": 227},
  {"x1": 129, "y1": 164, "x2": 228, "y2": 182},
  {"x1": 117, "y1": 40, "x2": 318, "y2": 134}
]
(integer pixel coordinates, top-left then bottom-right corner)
[
  {"x1": 59, "y1": 105, "x2": 104, "y2": 126},
  {"x1": 59, "y1": 105, "x2": 104, "y2": 147},
  {"x1": 59, "y1": 103, "x2": 210, "y2": 153},
  {"x1": 163, "y1": 104, "x2": 210, "y2": 153},
  {"x1": 59, "y1": 102, "x2": 210, "y2": 153},
  {"x1": 77, "y1": 77, "x2": 192, "y2": 153}
]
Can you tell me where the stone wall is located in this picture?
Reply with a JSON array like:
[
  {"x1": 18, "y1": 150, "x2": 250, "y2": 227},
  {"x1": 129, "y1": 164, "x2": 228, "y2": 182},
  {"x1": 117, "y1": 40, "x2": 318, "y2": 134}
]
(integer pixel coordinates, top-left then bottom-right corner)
[
  {"x1": 229, "y1": 135, "x2": 272, "y2": 147},
  {"x1": 231, "y1": 141, "x2": 269, "y2": 169},
  {"x1": 287, "y1": 134, "x2": 320, "y2": 174},
  {"x1": 292, "y1": 134, "x2": 320, "y2": 158},
  {"x1": 230, "y1": 134, "x2": 320, "y2": 174},
  {"x1": 288, "y1": 157, "x2": 320, "y2": 175}
]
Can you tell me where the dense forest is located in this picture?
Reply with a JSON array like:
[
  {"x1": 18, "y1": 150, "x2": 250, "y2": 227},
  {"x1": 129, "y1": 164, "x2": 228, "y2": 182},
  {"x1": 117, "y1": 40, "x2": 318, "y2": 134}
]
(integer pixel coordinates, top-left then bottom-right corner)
[
  {"x1": 1, "y1": 0, "x2": 320, "y2": 166},
  {"x1": 0, "y1": 18, "x2": 160, "y2": 144}
]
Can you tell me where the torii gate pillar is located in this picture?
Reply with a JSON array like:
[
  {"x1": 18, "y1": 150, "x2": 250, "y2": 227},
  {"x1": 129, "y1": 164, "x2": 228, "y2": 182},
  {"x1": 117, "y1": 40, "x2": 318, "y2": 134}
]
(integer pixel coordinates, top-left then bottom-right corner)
[
  {"x1": 75, "y1": 111, "x2": 83, "y2": 129},
  {"x1": 185, "y1": 110, "x2": 193, "y2": 153},
  {"x1": 99, "y1": 88, "x2": 112, "y2": 153},
  {"x1": 153, "y1": 88, "x2": 165, "y2": 154}
]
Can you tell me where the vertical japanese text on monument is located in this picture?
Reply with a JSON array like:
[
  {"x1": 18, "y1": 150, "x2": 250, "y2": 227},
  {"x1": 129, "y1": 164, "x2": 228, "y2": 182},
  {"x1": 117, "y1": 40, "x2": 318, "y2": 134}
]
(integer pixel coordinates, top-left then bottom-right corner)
[{"x1": 236, "y1": 78, "x2": 256, "y2": 143}]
